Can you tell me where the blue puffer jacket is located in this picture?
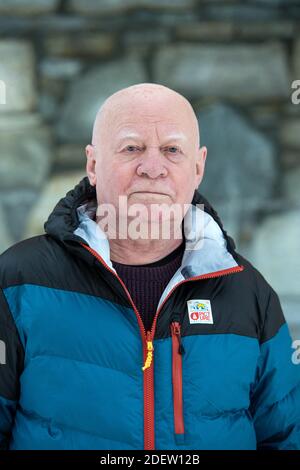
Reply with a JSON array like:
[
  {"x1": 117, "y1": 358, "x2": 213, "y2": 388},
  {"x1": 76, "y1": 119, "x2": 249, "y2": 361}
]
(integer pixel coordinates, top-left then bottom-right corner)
[{"x1": 0, "y1": 176, "x2": 299, "y2": 450}]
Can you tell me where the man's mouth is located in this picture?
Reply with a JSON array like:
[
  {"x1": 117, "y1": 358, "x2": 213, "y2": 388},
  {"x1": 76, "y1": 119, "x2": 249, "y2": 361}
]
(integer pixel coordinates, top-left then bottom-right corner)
[{"x1": 131, "y1": 191, "x2": 170, "y2": 196}]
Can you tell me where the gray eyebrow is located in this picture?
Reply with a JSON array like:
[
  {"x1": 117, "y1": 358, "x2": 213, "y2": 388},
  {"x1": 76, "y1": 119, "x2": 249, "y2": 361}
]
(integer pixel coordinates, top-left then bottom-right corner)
[{"x1": 117, "y1": 132, "x2": 187, "y2": 143}]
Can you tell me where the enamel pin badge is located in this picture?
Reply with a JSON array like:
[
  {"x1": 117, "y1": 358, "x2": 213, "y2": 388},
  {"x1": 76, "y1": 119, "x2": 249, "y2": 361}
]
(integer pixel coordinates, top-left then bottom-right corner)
[{"x1": 187, "y1": 299, "x2": 213, "y2": 324}]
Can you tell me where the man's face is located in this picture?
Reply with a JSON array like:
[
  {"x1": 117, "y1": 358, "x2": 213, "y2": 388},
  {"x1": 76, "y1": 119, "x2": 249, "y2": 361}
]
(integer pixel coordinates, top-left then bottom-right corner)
[{"x1": 86, "y1": 91, "x2": 207, "y2": 234}]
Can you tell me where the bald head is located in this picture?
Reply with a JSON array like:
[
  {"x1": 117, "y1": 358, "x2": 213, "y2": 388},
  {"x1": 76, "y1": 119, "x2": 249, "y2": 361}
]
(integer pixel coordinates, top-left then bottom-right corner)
[{"x1": 91, "y1": 83, "x2": 200, "y2": 152}]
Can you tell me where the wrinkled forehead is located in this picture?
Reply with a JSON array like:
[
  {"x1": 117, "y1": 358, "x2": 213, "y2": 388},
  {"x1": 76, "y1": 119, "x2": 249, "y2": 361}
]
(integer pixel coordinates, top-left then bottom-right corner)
[{"x1": 111, "y1": 106, "x2": 195, "y2": 139}]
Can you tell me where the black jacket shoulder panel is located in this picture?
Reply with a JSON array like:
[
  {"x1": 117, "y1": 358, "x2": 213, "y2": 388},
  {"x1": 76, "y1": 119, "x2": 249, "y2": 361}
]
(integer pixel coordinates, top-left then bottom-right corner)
[
  {"x1": 234, "y1": 252, "x2": 286, "y2": 343},
  {"x1": 0, "y1": 234, "x2": 65, "y2": 289},
  {"x1": 0, "y1": 234, "x2": 130, "y2": 308}
]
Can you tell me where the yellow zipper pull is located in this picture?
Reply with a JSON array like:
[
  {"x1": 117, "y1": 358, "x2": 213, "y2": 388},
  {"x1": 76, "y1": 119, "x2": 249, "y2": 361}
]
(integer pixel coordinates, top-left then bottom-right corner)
[{"x1": 142, "y1": 332, "x2": 154, "y2": 371}]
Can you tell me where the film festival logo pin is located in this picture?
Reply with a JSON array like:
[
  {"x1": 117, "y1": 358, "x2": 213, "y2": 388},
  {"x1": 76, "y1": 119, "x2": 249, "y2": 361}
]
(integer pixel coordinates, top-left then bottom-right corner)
[{"x1": 187, "y1": 299, "x2": 214, "y2": 325}]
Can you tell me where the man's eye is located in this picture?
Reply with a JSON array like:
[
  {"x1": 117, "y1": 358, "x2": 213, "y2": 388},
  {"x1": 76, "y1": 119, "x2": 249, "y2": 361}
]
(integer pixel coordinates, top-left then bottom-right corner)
[
  {"x1": 125, "y1": 145, "x2": 139, "y2": 152},
  {"x1": 124, "y1": 146, "x2": 180, "y2": 154},
  {"x1": 166, "y1": 147, "x2": 180, "y2": 154}
]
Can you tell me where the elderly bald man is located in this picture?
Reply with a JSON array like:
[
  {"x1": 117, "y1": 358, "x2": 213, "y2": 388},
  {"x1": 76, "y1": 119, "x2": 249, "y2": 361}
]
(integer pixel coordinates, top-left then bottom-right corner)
[{"x1": 0, "y1": 83, "x2": 299, "y2": 451}]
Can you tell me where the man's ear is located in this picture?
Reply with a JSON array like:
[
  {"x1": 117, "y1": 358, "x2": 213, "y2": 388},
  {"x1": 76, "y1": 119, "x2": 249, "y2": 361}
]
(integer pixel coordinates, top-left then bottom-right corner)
[
  {"x1": 195, "y1": 146, "x2": 207, "y2": 189},
  {"x1": 86, "y1": 144, "x2": 97, "y2": 187}
]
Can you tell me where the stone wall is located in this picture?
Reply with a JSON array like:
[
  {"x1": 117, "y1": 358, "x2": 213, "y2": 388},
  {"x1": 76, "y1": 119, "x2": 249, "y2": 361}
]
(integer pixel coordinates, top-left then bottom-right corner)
[{"x1": 0, "y1": 0, "x2": 299, "y2": 338}]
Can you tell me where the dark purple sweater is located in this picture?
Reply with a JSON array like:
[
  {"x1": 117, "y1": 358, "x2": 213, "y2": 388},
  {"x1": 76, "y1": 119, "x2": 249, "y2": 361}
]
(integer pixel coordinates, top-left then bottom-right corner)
[{"x1": 111, "y1": 241, "x2": 185, "y2": 332}]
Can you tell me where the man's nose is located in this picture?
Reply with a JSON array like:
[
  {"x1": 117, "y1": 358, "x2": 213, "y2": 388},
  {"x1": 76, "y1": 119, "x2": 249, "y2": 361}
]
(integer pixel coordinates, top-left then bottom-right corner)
[{"x1": 136, "y1": 146, "x2": 168, "y2": 179}]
